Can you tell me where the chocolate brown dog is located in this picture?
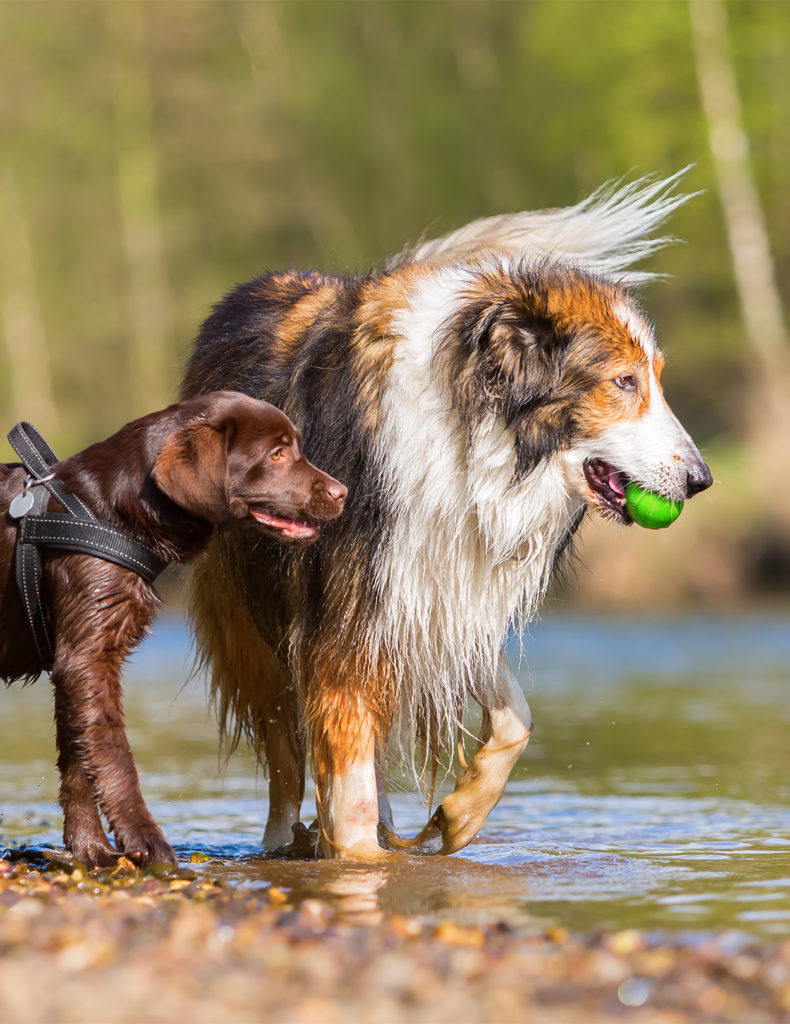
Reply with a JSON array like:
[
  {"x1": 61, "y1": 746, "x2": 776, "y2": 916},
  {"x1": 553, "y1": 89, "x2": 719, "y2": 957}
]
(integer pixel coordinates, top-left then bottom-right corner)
[{"x1": 0, "y1": 391, "x2": 346, "y2": 867}]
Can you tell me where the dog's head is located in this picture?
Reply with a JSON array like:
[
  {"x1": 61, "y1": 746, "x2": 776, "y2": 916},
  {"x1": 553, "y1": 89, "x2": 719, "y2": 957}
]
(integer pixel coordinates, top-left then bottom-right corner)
[
  {"x1": 151, "y1": 392, "x2": 346, "y2": 543},
  {"x1": 447, "y1": 263, "x2": 712, "y2": 522}
]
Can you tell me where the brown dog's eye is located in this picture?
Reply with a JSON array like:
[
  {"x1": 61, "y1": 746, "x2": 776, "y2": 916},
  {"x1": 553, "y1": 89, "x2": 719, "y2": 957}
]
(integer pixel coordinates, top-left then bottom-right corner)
[
  {"x1": 614, "y1": 374, "x2": 637, "y2": 392},
  {"x1": 270, "y1": 448, "x2": 285, "y2": 462}
]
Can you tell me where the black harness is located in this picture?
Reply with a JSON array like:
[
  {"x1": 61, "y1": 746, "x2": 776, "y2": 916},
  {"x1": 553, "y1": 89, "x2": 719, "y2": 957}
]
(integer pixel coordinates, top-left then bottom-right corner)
[{"x1": 7, "y1": 421, "x2": 168, "y2": 671}]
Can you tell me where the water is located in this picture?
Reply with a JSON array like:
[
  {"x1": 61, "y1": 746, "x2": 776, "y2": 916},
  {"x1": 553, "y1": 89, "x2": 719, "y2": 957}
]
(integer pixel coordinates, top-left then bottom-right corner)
[{"x1": 2, "y1": 613, "x2": 790, "y2": 935}]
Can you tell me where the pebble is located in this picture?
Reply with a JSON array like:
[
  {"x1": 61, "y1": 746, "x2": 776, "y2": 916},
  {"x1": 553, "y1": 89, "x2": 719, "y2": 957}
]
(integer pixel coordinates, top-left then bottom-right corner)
[{"x1": 0, "y1": 851, "x2": 788, "y2": 1024}]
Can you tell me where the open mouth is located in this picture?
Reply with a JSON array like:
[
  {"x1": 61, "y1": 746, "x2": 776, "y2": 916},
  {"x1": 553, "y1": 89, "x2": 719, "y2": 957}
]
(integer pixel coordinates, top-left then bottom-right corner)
[
  {"x1": 249, "y1": 508, "x2": 320, "y2": 543},
  {"x1": 583, "y1": 459, "x2": 632, "y2": 524}
]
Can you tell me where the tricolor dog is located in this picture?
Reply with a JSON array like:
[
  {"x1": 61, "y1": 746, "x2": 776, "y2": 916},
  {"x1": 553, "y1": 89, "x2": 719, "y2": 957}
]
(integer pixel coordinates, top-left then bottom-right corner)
[{"x1": 182, "y1": 172, "x2": 712, "y2": 860}]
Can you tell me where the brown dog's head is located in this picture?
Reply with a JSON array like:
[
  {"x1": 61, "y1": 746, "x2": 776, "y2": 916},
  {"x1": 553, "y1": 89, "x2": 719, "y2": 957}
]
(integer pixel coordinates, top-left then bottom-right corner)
[{"x1": 151, "y1": 391, "x2": 346, "y2": 544}]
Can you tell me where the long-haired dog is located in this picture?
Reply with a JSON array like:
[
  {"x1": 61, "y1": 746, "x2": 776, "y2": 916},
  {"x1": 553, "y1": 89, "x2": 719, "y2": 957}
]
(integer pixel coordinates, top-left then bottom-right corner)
[{"x1": 182, "y1": 172, "x2": 712, "y2": 860}]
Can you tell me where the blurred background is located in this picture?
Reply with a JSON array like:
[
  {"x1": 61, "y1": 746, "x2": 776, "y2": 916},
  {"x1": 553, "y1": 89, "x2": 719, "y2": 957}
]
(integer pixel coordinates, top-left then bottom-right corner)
[{"x1": 1, "y1": 0, "x2": 788, "y2": 610}]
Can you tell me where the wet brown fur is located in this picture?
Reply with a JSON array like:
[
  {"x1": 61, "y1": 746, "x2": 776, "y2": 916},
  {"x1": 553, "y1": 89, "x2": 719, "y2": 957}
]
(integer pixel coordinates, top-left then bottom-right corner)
[{"x1": 0, "y1": 391, "x2": 345, "y2": 868}]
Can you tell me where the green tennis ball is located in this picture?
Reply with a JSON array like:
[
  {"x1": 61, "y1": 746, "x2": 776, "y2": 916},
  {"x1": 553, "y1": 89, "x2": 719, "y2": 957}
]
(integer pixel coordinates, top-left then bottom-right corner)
[{"x1": 624, "y1": 482, "x2": 684, "y2": 530}]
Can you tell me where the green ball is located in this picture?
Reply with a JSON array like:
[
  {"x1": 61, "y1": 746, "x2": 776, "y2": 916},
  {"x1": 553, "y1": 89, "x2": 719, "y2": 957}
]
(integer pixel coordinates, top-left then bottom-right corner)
[{"x1": 624, "y1": 482, "x2": 684, "y2": 530}]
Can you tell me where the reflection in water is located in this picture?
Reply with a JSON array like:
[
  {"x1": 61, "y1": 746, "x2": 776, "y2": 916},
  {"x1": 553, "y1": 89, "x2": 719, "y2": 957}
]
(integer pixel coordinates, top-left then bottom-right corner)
[
  {"x1": 209, "y1": 855, "x2": 538, "y2": 928},
  {"x1": 321, "y1": 867, "x2": 387, "y2": 925},
  {"x1": 2, "y1": 614, "x2": 790, "y2": 936}
]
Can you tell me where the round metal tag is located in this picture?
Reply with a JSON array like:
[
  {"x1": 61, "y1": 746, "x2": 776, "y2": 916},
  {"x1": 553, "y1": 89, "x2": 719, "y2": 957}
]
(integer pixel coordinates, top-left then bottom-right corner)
[{"x1": 9, "y1": 490, "x2": 35, "y2": 518}]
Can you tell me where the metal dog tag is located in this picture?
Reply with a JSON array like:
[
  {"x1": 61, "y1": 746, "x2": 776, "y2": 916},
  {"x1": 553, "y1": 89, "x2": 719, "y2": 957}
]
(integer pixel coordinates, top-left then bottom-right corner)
[{"x1": 9, "y1": 490, "x2": 34, "y2": 518}]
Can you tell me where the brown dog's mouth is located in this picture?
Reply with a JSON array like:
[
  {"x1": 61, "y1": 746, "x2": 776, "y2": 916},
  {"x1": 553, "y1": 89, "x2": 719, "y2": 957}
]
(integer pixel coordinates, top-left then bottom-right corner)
[
  {"x1": 249, "y1": 508, "x2": 320, "y2": 543},
  {"x1": 583, "y1": 458, "x2": 632, "y2": 524}
]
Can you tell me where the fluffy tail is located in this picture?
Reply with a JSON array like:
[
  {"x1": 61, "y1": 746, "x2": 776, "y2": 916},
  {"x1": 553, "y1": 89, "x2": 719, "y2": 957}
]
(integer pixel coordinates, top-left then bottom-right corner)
[{"x1": 391, "y1": 168, "x2": 697, "y2": 284}]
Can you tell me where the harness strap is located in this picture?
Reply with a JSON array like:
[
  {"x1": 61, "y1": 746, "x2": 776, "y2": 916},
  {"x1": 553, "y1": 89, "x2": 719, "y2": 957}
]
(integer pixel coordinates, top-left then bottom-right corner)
[
  {"x1": 14, "y1": 482, "x2": 55, "y2": 668},
  {"x1": 9, "y1": 422, "x2": 98, "y2": 522},
  {"x1": 7, "y1": 421, "x2": 58, "y2": 475},
  {"x1": 20, "y1": 516, "x2": 166, "y2": 582},
  {"x1": 7, "y1": 421, "x2": 168, "y2": 673}
]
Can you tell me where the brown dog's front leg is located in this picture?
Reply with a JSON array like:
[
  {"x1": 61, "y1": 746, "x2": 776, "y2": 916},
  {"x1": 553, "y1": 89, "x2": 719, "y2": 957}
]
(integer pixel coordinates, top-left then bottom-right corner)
[
  {"x1": 49, "y1": 564, "x2": 176, "y2": 867},
  {"x1": 51, "y1": 661, "x2": 176, "y2": 867},
  {"x1": 54, "y1": 688, "x2": 120, "y2": 868}
]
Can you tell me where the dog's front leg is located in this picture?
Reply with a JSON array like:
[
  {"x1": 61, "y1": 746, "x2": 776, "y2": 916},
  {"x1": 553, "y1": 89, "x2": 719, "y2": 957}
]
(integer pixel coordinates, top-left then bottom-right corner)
[
  {"x1": 311, "y1": 683, "x2": 388, "y2": 860},
  {"x1": 54, "y1": 687, "x2": 120, "y2": 869},
  {"x1": 51, "y1": 657, "x2": 177, "y2": 867},
  {"x1": 395, "y1": 652, "x2": 532, "y2": 855}
]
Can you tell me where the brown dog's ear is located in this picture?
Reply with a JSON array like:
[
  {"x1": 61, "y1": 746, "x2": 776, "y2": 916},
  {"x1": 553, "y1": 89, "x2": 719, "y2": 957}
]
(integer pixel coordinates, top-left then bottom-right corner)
[{"x1": 151, "y1": 420, "x2": 231, "y2": 525}]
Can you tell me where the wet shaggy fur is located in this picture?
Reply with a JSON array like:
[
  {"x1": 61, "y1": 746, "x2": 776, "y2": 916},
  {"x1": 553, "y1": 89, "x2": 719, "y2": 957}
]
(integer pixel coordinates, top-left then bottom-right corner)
[
  {"x1": 0, "y1": 392, "x2": 345, "y2": 868},
  {"x1": 181, "y1": 172, "x2": 709, "y2": 855}
]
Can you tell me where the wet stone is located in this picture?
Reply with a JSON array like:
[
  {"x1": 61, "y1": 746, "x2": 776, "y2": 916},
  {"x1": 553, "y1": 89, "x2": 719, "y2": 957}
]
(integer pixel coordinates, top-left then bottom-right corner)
[{"x1": 1, "y1": 848, "x2": 790, "y2": 1023}]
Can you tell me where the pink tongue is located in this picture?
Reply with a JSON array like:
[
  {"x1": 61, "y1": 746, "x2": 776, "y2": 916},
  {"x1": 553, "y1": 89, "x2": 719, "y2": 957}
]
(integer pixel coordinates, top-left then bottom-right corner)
[
  {"x1": 607, "y1": 469, "x2": 626, "y2": 499},
  {"x1": 282, "y1": 522, "x2": 318, "y2": 540},
  {"x1": 251, "y1": 510, "x2": 317, "y2": 540}
]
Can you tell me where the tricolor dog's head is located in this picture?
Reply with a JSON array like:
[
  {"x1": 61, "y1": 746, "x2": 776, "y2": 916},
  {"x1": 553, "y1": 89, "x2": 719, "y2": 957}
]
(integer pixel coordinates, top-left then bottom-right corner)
[{"x1": 447, "y1": 262, "x2": 712, "y2": 522}]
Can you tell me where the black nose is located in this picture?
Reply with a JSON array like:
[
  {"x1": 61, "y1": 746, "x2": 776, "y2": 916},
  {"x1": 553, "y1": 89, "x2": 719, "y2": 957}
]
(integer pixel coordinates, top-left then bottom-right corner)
[{"x1": 686, "y1": 459, "x2": 713, "y2": 497}]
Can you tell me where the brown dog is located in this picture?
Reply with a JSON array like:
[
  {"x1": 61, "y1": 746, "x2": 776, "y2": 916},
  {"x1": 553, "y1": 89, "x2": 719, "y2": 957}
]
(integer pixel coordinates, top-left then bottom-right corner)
[{"x1": 0, "y1": 391, "x2": 346, "y2": 868}]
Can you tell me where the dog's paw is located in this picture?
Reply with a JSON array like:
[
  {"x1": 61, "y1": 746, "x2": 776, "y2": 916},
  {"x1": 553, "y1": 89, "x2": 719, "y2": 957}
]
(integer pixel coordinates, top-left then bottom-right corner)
[
  {"x1": 378, "y1": 810, "x2": 447, "y2": 856},
  {"x1": 68, "y1": 836, "x2": 122, "y2": 870},
  {"x1": 266, "y1": 820, "x2": 324, "y2": 861},
  {"x1": 116, "y1": 827, "x2": 177, "y2": 867}
]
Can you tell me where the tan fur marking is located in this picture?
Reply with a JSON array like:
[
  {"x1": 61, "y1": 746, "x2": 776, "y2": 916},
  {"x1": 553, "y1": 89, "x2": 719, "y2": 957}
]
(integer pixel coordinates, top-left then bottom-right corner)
[
  {"x1": 306, "y1": 651, "x2": 396, "y2": 780},
  {"x1": 348, "y1": 268, "x2": 420, "y2": 435},
  {"x1": 459, "y1": 264, "x2": 658, "y2": 439},
  {"x1": 278, "y1": 282, "x2": 339, "y2": 350},
  {"x1": 576, "y1": 353, "x2": 651, "y2": 436}
]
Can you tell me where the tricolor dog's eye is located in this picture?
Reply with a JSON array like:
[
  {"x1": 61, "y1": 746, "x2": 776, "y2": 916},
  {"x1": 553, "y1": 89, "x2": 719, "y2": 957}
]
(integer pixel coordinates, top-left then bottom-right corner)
[{"x1": 613, "y1": 374, "x2": 638, "y2": 392}]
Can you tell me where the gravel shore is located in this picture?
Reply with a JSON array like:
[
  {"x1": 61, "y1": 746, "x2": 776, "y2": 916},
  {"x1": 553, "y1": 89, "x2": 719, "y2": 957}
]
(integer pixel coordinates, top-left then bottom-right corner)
[{"x1": 1, "y1": 851, "x2": 789, "y2": 1024}]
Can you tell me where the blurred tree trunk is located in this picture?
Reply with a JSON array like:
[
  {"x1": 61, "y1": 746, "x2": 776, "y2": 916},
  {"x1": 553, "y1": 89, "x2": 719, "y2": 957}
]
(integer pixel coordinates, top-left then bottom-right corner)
[
  {"x1": 0, "y1": 168, "x2": 58, "y2": 433},
  {"x1": 690, "y1": 0, "x2": 790, "y2": 522},
  {"x1": 108, "y1": 1, "x2": 172, "y2": 414}
]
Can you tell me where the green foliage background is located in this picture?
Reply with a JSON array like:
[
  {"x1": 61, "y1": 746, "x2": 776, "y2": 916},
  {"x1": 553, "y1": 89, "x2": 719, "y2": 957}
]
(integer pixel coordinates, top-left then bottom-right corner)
[{"x1": 1, "y1": 0, "x2": 788, "y2": 454}]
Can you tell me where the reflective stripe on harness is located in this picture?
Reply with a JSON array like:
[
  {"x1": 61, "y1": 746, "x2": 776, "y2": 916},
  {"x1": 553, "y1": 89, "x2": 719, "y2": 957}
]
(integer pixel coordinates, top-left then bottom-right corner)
[{"x1": 7, "y1": 421, "x2": 168, "y2": 672}]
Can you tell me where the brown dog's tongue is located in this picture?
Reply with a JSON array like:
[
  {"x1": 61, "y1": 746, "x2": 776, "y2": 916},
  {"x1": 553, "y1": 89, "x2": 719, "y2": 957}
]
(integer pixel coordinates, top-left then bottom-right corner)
[{"x1": 250, "y1": 509, "x2": 319, "y2": 541}]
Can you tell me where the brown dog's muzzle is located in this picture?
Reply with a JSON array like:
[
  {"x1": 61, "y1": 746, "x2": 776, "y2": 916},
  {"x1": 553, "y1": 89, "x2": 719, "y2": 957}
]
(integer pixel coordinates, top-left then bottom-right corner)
[{"x1": 308, "y1": 474, "x2": 347, "y2": 521}]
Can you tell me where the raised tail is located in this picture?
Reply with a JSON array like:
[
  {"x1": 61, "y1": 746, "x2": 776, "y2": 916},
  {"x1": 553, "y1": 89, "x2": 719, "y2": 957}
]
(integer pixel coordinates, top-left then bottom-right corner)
[{"x1": 391, "y1": 168, "x2": 697, "y2": 284}]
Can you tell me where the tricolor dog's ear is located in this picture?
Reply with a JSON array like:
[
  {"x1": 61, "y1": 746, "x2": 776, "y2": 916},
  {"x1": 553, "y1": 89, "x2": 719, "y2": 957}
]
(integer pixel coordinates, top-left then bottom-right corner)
[
  {"x1": 463, "y1": 301, "x2": 576, "y2": 477},
  {"x1": 151, "y1": 419, "x2": 233, "y2": 525},
  {"x1": 472, "y1": 303, "x2": 561, "y2": 427}
]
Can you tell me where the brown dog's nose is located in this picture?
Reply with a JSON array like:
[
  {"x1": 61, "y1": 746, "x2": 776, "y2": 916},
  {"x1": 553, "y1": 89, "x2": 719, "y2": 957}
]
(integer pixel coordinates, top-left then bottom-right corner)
[{"x1": 314, "y1": 476, "x2": 347, "y2": 505}]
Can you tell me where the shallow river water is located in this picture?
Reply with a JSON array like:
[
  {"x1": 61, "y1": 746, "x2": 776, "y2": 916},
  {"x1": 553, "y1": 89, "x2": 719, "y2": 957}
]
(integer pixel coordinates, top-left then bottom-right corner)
[{"x1": 2, "y1": 614, "x2": 789, "y2": 936}]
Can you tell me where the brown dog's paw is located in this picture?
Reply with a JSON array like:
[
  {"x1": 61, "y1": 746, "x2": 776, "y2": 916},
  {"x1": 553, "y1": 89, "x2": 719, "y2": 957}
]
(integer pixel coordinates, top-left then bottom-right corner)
[
  {"x1": 116, "y1": 827, "x2": 177, "y2": 867},
  {"x1": 68, "y1": 836, "x2": 122, "y2": 870}
]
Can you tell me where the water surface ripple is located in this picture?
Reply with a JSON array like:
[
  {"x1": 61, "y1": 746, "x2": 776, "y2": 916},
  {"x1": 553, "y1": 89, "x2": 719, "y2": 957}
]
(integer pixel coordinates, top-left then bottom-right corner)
[{"x1": 2, "y1": 614, "x2": 789, "y2": 934}]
